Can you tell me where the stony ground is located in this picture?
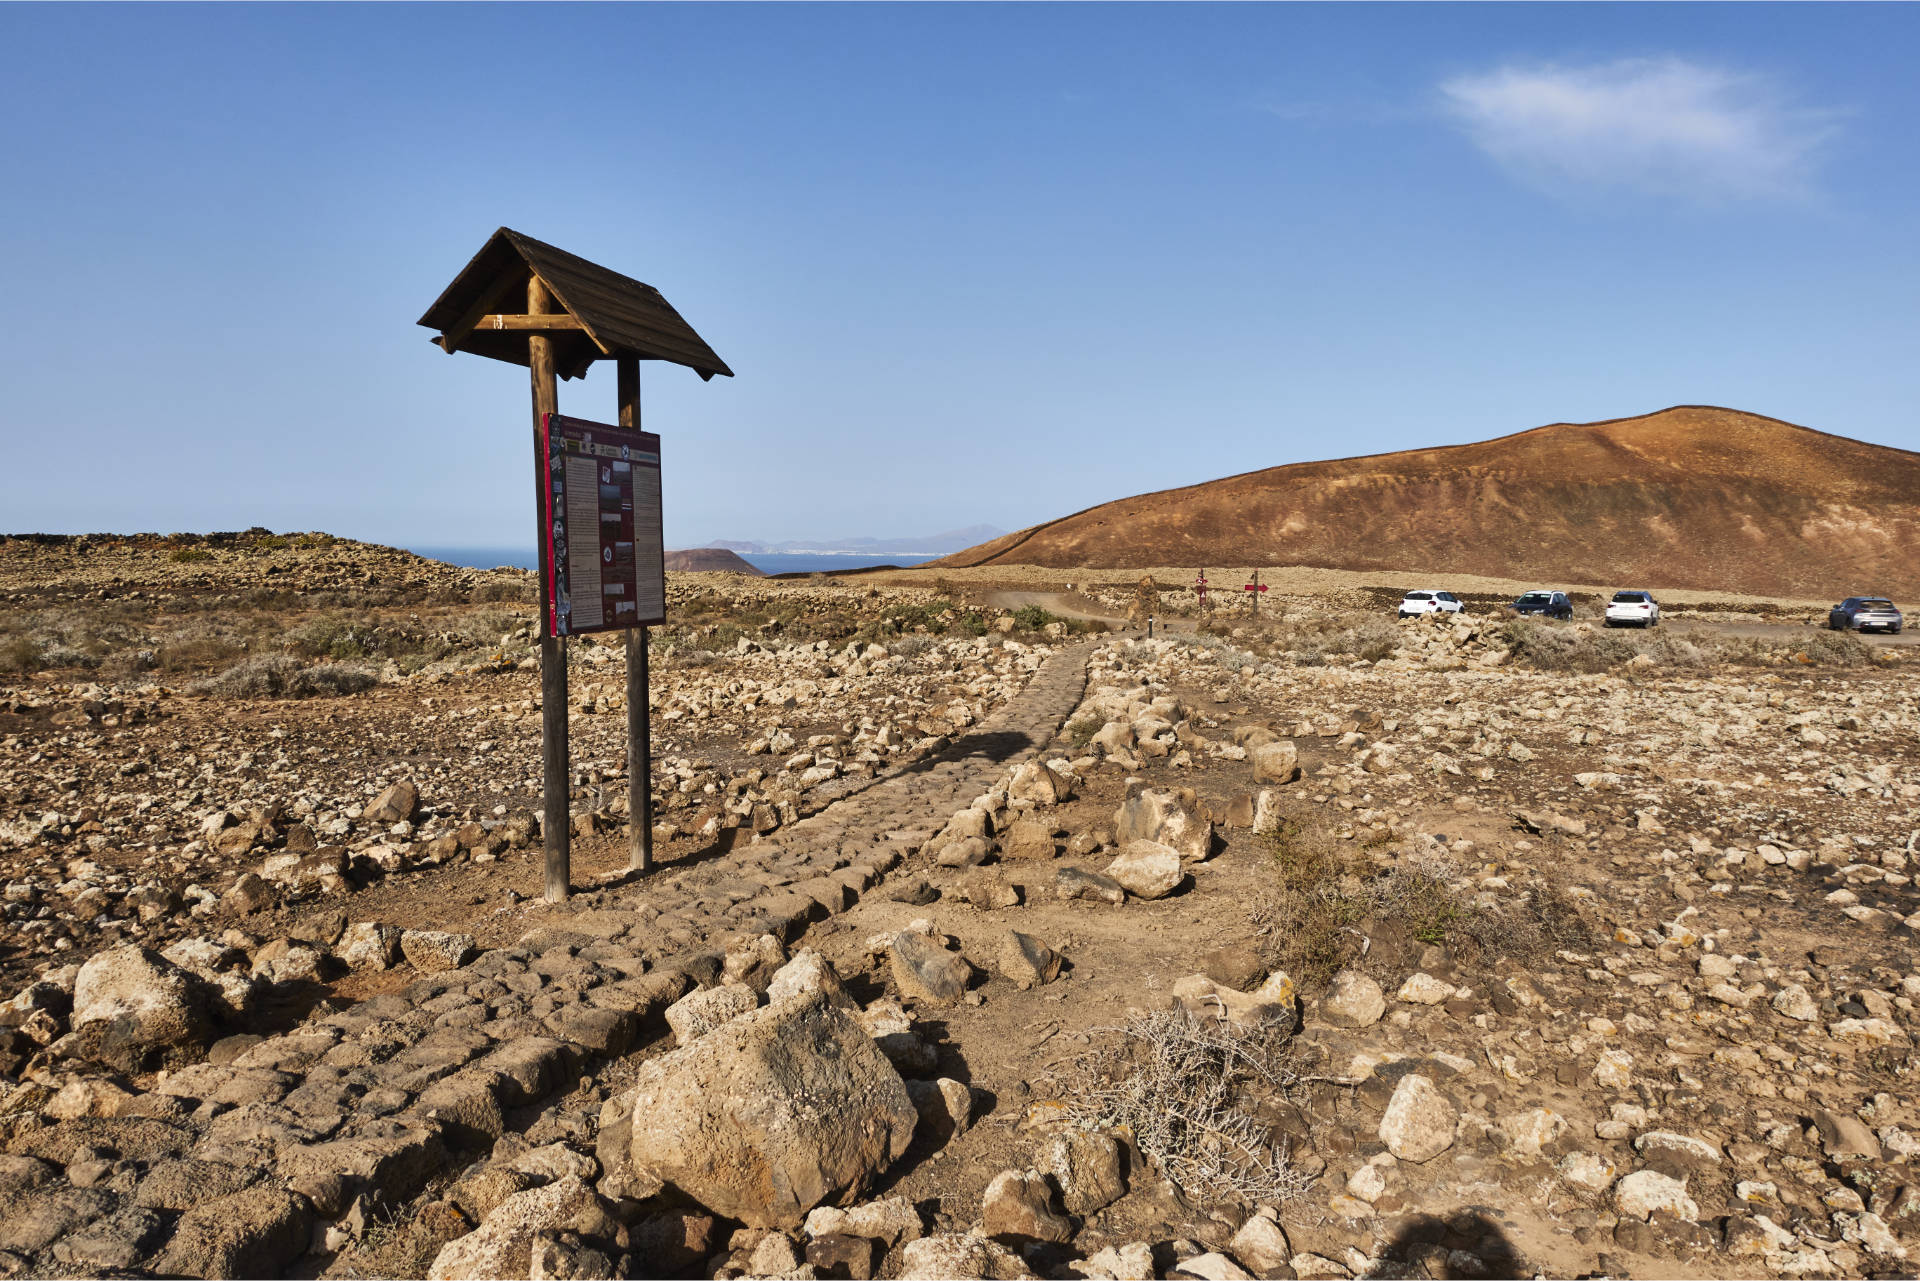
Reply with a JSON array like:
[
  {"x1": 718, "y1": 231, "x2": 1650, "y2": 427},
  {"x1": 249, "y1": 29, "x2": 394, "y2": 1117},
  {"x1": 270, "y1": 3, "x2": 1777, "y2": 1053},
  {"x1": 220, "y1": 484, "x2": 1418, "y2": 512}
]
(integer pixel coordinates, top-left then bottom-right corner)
[{"x1": 1, "y1": 539, "x2": 1918, "y2": 1280}]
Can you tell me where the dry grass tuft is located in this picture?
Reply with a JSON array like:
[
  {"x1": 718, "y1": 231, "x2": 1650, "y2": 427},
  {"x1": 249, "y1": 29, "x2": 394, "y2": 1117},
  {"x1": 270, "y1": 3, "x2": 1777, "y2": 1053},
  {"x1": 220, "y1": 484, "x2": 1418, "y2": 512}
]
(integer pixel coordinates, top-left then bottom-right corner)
[{"x1": 189, "y1": 655, "x2": 378, "y2": 698}]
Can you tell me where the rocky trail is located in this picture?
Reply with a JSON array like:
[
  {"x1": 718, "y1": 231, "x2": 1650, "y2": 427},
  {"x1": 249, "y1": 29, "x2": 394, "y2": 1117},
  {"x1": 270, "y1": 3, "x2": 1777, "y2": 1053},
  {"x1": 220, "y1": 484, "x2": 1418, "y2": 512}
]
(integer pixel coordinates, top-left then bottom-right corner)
[
  {"x1": 5, "y1": 542, "x2": 1920, "y2": 1281},
  {"x1": 0, "y1": 641, "x2": 1099, "y2": 1279}
]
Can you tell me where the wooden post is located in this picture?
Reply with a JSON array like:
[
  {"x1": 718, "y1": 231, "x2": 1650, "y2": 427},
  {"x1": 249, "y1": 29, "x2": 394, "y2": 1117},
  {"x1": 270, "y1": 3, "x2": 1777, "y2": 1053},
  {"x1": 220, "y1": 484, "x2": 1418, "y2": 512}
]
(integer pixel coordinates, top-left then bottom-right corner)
[
  {"x1": 619, "y1": 354, "x2": 654, "y2": 873},
  {"x1": 531, "y1": 274, "x2": 570, "y2": 903}
]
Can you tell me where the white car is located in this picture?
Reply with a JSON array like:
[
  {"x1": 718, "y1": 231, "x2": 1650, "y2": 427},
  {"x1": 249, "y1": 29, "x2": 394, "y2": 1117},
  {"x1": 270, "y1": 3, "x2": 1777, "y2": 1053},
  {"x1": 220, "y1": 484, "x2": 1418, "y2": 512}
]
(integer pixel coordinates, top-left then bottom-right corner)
[
  {"x1": 1605, "y1": 590, "x2": 1661, "y2": 628},
  {"x1": 1398, "y1": 590, "x2": 1464, "y2": 618}
]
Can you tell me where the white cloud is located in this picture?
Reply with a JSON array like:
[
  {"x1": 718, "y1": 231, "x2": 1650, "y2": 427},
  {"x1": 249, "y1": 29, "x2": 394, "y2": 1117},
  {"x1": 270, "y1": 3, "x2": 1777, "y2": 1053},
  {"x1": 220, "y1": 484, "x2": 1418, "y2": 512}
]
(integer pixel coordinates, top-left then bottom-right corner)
[{"x1": 1440, "y1": 58, "x2": 1838, "y2": 201}]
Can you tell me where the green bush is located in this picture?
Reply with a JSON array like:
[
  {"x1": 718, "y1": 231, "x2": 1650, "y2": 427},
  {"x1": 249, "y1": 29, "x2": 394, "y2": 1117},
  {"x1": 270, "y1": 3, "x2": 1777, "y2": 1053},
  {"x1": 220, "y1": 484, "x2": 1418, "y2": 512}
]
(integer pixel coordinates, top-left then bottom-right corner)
[
  {"x1": 882, "y1": 600, "x2": 953, "y2": 633},
  {"x1": 168, "y1": 548, "x2": 214, "y2": 564},
  {"x1": 1012, "y1": 604, "x2": 1052, "y2": 631}
]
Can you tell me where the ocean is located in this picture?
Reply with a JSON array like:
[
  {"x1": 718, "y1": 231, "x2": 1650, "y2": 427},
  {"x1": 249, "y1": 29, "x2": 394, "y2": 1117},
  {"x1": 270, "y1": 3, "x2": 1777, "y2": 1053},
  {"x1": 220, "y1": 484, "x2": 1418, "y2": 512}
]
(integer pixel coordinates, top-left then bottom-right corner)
[{"x1": 407, "y1": 547, "x2": 942, "y2": 575}]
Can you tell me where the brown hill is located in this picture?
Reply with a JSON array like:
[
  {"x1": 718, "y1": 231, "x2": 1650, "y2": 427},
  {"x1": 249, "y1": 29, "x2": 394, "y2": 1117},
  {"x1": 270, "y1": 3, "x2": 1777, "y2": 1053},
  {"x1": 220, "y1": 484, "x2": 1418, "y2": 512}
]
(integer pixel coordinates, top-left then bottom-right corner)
[
  {"x1": 664, "y1": 547, "x2": 765, "y2": 575},
  {"x1": 934, "y1": 406, "x2": 1920, "y2": 599}
]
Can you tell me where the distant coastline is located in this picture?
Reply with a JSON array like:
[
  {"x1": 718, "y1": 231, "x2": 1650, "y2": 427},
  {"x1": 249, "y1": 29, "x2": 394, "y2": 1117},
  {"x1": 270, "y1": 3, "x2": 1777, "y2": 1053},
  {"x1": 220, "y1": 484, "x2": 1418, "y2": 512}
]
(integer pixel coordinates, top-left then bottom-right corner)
[{"x1": 408, "y1": 546, "x2": 942, "y2": 575}]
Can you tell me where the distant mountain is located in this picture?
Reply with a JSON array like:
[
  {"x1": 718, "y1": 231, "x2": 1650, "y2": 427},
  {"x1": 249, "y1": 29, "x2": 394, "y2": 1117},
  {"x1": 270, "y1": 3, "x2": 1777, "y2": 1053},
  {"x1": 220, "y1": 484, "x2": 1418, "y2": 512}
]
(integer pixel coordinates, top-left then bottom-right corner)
[
  {"x1": 663, "y1": 548, "x2": 764, "y2": 574},
  {"x1": 932, "y1": 406, "x2": 1920, "y2": 599},
  {"x1": 706, "y1": 525, "x2": 1005, "y2": 556}
]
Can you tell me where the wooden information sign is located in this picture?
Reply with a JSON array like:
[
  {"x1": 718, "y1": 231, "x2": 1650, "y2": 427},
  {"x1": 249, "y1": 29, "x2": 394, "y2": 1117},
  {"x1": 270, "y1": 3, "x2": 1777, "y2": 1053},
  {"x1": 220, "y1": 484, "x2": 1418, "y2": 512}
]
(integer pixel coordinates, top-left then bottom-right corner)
[
  {"x1": 417, "y1": 227, "x2": 732, "y2": 901},
  {"x1": 538, "y1": 413, "x2": 665, "y2": 636}
]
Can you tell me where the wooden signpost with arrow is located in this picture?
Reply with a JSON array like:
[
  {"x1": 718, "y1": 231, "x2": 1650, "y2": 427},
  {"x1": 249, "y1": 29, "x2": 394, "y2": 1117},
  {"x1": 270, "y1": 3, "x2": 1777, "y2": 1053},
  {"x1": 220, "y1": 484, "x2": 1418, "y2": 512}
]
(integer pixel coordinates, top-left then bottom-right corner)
[{"x1": 1244, "y1": 569, "x2": 1268, "y2": 617}]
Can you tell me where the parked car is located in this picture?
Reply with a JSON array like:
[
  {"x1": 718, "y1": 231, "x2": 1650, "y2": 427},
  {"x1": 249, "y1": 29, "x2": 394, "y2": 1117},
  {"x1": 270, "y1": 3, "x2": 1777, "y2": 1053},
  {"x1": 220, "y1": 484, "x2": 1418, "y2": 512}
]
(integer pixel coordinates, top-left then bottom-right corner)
[
  {"x1": 1510, "y1": 590, "x2": 1573, "y2": 620},
  {"x1": 1829, "y1": 597, "x2": 1903, "y2": 633},
  {"x1": 1398, "y1": 590, "x2": 1464, "y2": 619},
  {"x1": 1604, "y1": 590, "x2": 1661, "y2": 628}
]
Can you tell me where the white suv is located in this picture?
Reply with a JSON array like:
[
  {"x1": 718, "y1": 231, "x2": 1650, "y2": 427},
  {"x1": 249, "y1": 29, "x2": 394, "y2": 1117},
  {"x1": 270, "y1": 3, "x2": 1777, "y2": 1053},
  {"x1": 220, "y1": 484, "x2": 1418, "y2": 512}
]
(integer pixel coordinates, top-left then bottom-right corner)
[
  {"x1": 1604, "y1": 590, "x2": 1661, "y2": 628},
  {"x1": 1398, "y1": 590, "x2": 1464, "y2": 619}
]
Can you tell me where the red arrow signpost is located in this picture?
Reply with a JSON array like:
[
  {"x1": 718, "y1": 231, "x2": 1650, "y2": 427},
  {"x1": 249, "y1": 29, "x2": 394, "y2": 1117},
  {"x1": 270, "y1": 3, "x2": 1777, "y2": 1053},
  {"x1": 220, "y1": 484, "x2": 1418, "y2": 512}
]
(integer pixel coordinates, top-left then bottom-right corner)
[{"x1": 1244, "y1": 569, "x2": 1268, "y2": 616}]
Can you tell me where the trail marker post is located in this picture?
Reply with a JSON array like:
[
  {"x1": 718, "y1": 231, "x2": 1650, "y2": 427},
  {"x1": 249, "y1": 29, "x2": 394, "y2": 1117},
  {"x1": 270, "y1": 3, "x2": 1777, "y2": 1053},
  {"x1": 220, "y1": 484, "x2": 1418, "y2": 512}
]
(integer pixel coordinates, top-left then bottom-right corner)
[
  {"x1": 1128, "y1": 575, "x2": 1159, "y2": 630},
  {"x1": 1244, "y1": 569, "x2": 1268, "y2": 617},
  {"x1": 417, "y1": 228, "x2": 732, "y2": 901}
]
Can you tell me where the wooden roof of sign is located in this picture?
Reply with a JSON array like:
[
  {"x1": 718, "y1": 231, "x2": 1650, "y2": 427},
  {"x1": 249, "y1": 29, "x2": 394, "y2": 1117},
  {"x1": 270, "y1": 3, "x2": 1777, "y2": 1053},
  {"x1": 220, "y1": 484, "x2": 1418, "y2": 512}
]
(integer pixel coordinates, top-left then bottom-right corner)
[{"x1": 417, "y1": 228, "x2": 733, "y2": 381}]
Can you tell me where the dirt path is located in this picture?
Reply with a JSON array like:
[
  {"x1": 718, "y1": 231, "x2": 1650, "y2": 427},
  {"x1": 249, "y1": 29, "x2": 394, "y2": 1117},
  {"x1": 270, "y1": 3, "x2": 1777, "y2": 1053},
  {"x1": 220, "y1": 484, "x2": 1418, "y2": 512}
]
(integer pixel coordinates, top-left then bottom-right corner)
[{"x1": 984, "y1": 588, "x2": 1205, "y2": 635}]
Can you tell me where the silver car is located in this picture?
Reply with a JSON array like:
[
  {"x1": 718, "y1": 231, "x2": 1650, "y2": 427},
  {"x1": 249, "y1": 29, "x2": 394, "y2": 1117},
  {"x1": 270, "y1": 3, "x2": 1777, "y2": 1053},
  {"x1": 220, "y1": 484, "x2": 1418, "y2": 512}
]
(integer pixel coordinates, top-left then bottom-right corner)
[{"x1": 1829, "y1": 597, "x2": 1903, "y2": 634}]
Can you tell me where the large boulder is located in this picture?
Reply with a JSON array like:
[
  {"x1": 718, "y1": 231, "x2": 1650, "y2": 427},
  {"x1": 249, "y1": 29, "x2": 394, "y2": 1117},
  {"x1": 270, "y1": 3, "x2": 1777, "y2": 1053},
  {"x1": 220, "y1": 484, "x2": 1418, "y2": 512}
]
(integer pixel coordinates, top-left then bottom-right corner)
[
  {"x1": 428, "y1": 1177, "x2": 620, "y2": 1280},
  {"x1": 1171, "y1": 972, "x2": 1297, "y2": 1030},
  {"x1": 1378, "y1": 1074, "x2": 1457, "y2": 1163},
  {"x1": 1008, "y1": 761, "x2": 1072, "y2": 806},
  {"x1": 1113, "y1": 790, "x2": 1213, "y2": 863},
  {"x1": 766, "y1": 950, "x2": 857, "y2": 1010},
  {"x1": 980, "y1": 1169, "x2": 1072, "y2": 1244},
  {"x1": 1249, "y1": 740, "x2": 1299, "y2": 785},
  {"x1": 1319, "y1": 970, "x2": 1386, "y2": 1028},
  {"x1": 400, "y1": 930, "x2": 477, "y2": 972},
  {"x1": 1043, "y1": 1131, "x2": 1126, "y2": 1215},
  {"x1": 364, "y1": 780, "x2": 419, "y2": 824},
  {"x1": 999, "y1": 816, "x2": 1059, "y2": 861},
  {"x1": 151, "y1": 1186, "x2": 311, "y2": 1279},
  {"x1": 1104, "y1": 840, "x2": 1183, "y2": 899},
  {"x1": 627, "y1": 993, "x2": 917, "y2": 1228},
  {"x1": 70, "y1": 946, "x2": 211, "y2": 1069},
  {"x1": 890, "y1": 931, "x2": 973, "y2": 1004},
  {"x1": 997, "y1": 932, "x2": 1062, "y2": 990},
  {"x1": 665, "y1": 984, "x2": 759, "y2": 1044}
]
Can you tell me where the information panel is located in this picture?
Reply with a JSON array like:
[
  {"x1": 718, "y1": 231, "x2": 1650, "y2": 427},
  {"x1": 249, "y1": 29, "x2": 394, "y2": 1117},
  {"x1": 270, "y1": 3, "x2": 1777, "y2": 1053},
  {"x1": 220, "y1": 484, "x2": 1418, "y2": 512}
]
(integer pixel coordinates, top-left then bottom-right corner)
[{"x1": 538, "y1": 413, "x2": 664, "y2": 636}]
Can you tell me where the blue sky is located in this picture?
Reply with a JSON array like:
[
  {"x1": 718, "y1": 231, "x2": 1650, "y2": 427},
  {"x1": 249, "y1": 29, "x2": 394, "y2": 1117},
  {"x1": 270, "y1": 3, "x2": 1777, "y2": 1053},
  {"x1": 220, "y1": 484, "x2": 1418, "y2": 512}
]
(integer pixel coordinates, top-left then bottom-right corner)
[{"x1": 3, "y1": 3, "x2": 1916, "y2": 550}]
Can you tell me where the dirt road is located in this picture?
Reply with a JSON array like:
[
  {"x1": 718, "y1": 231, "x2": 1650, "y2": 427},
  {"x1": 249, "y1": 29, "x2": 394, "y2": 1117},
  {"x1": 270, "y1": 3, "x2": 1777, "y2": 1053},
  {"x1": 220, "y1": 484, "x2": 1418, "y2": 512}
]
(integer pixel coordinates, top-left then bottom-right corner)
[{"x1": 1665, "y1": 617, "x2": 1920, "y2": 648}]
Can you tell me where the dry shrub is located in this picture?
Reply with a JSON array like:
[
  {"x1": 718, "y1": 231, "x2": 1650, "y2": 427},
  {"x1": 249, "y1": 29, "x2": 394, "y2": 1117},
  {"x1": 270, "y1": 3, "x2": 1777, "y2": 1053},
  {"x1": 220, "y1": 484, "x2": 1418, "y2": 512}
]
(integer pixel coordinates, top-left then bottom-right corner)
[
  {"x1": 0, "y1": 636, "x2": 42, "y2": 673},
  {"x1": 1064, "y1": 712, "x2": 1103, "y2": 747},
  {"x1": 1502, "y1": 616, "x2": 1874, "y2": 671},
  {"x1": 1069, "y1": 1007, "x2": 1310, "y2": 1207},
  {"x1": 1498, "y1": 619, "x2": 1638, "y2": 673},
  {"x1": 1788, "y1": 629, "x2": 1874, "y2": 668},
  {"x1": 471, "y1": 578, "x2": 534, "y2": 604},
  {"x1": 35, "y1": 644, "x2": 101, "y2": 671},
  {"x1": 190, "y1": 655, "x2": 378, "y2": 698},
  {"x1": 156, "y1": 636, "x2": 244, "y2": 673},
  {"x1": 1252, "y1": 808, "x2": 1377, "y2": 987},
  {"x1": 445, "y1": 607, "x2": 528, "y2": 650},
  {"x1": 1252, "y1": 803, "x2": 1588, "y2": 988},
  {"x1": 1269, "y1": 611, "x2": 1397, "y2": 659},
  {"x1": 333, "y1": 1202, "x2": 448, "y2": 1280}
]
